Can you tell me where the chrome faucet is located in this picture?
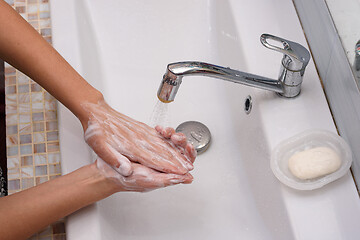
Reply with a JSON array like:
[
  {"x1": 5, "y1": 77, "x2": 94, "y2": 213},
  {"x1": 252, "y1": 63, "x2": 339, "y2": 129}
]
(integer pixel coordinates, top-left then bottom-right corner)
[{"x1": 157, "y1": 34, "x2": 310, "y2": 102}]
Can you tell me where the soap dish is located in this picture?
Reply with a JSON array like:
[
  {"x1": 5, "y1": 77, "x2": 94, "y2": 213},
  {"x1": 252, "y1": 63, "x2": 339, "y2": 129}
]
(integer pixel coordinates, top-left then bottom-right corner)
[{"x1": 271, "y1": 129, "x2": 353, "y2": 190}]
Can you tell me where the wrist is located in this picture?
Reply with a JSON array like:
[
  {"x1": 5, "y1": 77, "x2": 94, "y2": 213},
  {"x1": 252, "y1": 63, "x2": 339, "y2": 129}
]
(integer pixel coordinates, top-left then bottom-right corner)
[
  {"x1": 75, "y1": 89, "x2": 104, "y2": 130},
  {"x1": 76, "y1": 163, "x2": 119, "y2": 200}
]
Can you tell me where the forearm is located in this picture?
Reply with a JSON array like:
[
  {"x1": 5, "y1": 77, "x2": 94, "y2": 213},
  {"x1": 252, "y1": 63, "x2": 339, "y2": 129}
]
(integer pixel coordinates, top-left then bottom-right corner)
[
  {"x1": 0, "y1": 1, "x2": 102, "y2": 123},
  {"x1": 0, "y1": 164, "x2": 116, "y2": 240}
]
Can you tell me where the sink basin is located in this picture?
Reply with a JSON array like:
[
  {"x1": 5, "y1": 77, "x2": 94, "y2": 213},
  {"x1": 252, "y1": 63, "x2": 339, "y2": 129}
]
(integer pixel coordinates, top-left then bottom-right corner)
[{"x1": 51, "y1": 0, "x2": 360, "y2": 239}]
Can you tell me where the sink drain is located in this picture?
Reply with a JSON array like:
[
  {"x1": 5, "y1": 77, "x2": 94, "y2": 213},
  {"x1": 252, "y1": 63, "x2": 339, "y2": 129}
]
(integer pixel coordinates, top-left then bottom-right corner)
[
  {"x1": 244, "y1": 95, "x2": 252, "y2": 114},
  {"x1": 175, "y1": 121, "x2": 211, "y2": 154}
]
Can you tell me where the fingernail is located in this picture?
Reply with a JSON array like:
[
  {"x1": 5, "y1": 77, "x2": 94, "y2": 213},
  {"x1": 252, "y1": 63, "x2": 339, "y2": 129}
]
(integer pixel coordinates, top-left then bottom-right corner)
[
  {"x1": 185, "y1": 161, "x2": 194, "y2": 170},
  {"x1": 170, "y1": 178, "x2": 185, "y2": 184}
]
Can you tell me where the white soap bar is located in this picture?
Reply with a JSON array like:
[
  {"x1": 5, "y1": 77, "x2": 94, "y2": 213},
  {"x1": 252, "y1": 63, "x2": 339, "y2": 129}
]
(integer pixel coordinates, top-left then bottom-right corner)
[{"x1": 288, "y1": 147, "x2": 341, "y2": 180}]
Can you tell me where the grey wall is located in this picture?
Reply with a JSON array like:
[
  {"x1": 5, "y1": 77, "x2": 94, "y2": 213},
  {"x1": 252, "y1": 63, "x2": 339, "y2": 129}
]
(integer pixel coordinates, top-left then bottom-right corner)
[{"x1": 293, "y1": 0, "x2": 360, "y2": 187}]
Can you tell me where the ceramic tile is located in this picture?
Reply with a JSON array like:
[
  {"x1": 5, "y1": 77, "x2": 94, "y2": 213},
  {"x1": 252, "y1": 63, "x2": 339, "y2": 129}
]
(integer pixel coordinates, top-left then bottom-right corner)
[
  {"x1": 17, "y1": 72, "x2": 30, "y2": 84},
  {"x1": 33, "y1": 122, "x2": 45, "y2": 132},
  {"x1": 34, "y1": 143, "x2": 46, "y2": 153},
  {"x1": 21, "y1": 155, "x2": 33, "y2": 166},
  {"x1": 20, "y1": 144, "x2": 33, "y2": 155},
  {"x1": 7, "y1": 157, "x2": 20, "y2": 168},
  {"x1": 21, "y1": 166, "x2": 34, "y2": 177},
  {"x1": 18, "y1": 93, "x2": 30, "y2": 104},
  {"x1": 47, "y1": 142, "x2": 59, "y2": 152},
  {"x1": 34, "y1": 154, "x2": 47, "y2": 165},
  {"x1": 19, "y1": 122, "x2": 32, "y2": 134},
  {"x1": 18, "y1": 103, "x2": 31, "y2": 113},
  {"x1": 31, "y1": 83, "x2": 42, "y2": 92},
  {"x1": 7, "y1": 146, "x2": 18, "y2": 157},
  {"x1": 33, "y1": 132, "x2": 46, "y2": 143},
  {"x1": 6, "y1": 125, "x2": 18, "y2": 135},
  {"x1": 22, "y1": 178, "x2": 35, "y2": 189},
  {"x1": 19, "y1": 114, "x2": 31, "y2": 124},
  {"x1": 48, "y1": 153, "x2": 60, "y2": 164},
  {"x1": 5, "y1": 85, "x2": 17, "y2": 94},
  {"x1": 36, "y1": 176, "x2": 49, "y2": 186},
  {"x1": 4, "y1": 0, "x2": 65, "y2": 237},
  {"x1": 45, "y1": 111, "x2": 57, "y2": 121},
  {"x1": 6, "y1": 114, "x2": 18, "y2": 125},
  {"x1": 6, "y1": 135, "x2": 18, "y2": 146},
  {"x1": 32, "y1": 112, "x2": 44, "y2": 122},
  {"x1": 20, "y1": 134, "x2": 32, "y2": 144},
  {"x1": 18, "y1": 84, "x2": 30, "y2": 93},
  {"x1": 46, "y1": 131, "x2": 58, "y2": 141},
  {"x1": 49, "y1": 164, "x2": 61, "y2": 175},
  {"x1": 8, "y1": 179, "x2": 20, "y2": 190},
  {"x1": 35, "y1": 165, "x2": 47, "y2": 176},
  {"x1": 46, "y1": 121, "x2": 58, "y2": 131},
  {"x1": 5, "y1": 104, "x2": 18, "y2": 114},
  {"x1": 5, "y1": 94, "x2": 17, "y2": 105},
  {"x1": 5, "y1": 75, "x2": 17, "y2": 85},
  {"x1": 31, "y1": 92, "x2": 43, "y2": 102},
  {"x1": 32, "y1": 101, "x2": 45, "y2": 112}
]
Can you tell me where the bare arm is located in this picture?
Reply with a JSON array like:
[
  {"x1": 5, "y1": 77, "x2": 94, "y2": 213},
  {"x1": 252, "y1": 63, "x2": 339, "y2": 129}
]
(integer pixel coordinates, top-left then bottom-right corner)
[
  {"x1": 0, "y1": 164, "x2": 115, "y2": 240},
  {"x1": 0, "y1": 0, "x2": 102, "y2": 122},
  {"x1": 0, "y1": 1, "x2": 196, "y2": 175}
]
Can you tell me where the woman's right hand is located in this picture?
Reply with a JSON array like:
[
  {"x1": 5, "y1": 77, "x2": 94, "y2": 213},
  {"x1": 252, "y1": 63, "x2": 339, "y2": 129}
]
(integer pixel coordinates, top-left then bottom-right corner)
[{"x1": 82, "y1": 100, "x2": 197, "y2": 177}]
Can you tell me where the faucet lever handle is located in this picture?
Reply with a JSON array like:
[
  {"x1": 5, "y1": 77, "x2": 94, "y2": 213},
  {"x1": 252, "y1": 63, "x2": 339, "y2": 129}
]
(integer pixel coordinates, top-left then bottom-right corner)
[{"x1": 260, "y1": 34, "x2": 310, "y2": 71}]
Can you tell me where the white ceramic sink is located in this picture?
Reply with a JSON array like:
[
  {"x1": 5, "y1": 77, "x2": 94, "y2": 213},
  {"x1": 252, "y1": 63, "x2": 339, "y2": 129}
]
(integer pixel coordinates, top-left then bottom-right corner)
[{"x1": 51, "y1": 0, "x2": 360, "y2": 239}]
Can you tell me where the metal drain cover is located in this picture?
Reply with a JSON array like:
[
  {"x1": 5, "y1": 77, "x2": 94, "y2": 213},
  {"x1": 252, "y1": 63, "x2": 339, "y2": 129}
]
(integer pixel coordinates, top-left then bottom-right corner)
[{"x1": 175, "y1": 121, "x2": 211, "y2": 154}]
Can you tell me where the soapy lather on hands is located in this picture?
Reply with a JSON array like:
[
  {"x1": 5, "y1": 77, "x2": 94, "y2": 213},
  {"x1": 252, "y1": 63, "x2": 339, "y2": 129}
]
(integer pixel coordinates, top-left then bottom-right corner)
[{"x1": 82, "y1": 99, "x2": 197, "y2": 178}]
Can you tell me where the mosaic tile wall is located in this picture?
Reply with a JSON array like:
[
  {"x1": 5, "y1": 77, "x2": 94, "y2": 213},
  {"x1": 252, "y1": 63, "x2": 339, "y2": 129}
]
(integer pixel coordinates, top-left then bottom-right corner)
[{"x1": 4, "y1": 0, "x2": 66, "y2": 239}]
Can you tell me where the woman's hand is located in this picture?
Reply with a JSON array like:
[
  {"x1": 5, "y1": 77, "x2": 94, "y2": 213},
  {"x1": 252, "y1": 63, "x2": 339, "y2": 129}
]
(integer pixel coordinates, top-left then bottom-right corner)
[
  {"x1": 81, "y1": 100, "x2": 196, "y2": 177},
  {"x1": 96, "y1": 158, "x2": 193, "y2": 192}
]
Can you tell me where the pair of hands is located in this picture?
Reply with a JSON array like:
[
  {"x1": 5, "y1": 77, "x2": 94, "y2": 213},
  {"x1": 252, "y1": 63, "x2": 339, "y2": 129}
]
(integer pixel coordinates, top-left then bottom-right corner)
[{"x1": 82, "y1": 100, "x2": 197, "y2": 192}]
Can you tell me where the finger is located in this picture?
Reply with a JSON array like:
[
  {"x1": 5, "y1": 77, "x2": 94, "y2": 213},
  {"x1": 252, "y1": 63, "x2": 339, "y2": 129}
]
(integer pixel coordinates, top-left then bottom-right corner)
[
  {"x1": 170, "y1": 132, "x2": 188, "y2": 148},
  {"x1": 89, "y1": 138, "x2": 133, "y2": 177},
  {"x1": 131, "y1": 164, "x2": 193, "y2": 189},
  {"x1": 185, "y1": 143, "x2": 197, "y2": 163},
  {"x1": 155, "y1": 125, "x2": 164, "y2": 134}
]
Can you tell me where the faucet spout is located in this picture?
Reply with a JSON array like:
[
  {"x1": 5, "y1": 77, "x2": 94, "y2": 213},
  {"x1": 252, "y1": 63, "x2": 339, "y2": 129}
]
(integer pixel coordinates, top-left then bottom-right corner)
[
  {"x1": 157, "y1": 62, "x2": 283, "y2": 103},
  {"x1": 157, "y1": 34, "x2": 310, "y2": 103}
]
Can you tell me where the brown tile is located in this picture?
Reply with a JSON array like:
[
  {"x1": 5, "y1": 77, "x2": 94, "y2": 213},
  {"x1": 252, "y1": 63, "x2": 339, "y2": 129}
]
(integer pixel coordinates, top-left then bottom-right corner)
[
  {"x1": 36, "y1": 176, "x2": 49, "y2": 185},
  {"x1": 47, "y1": 142, "x2": 59, "y2": 152},
  {"x1": 21, "y1": 155, "x2": 33, "y2": 166},
  {"x1": 34, "y1": 143, "x2": 46, "y2": 153},
  {"x1": 6, "y1": 135, "x2": 18, "y2": 146}
]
